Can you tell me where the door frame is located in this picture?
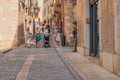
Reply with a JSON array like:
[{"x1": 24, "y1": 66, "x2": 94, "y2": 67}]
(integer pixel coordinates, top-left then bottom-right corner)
[{"x1": 89, "y1": 0, "x2": 99, "y2": 57}]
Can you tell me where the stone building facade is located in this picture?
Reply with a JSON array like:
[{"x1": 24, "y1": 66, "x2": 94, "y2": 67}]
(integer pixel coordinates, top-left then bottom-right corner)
[
  {"x1": 52, "y1": 0, "x2": 77, "y2": 46},
  {"x1": 38, "y1": 0, "x2": 44, "y2": 23},
  {"x1": 63, "y1": 0, "x2": 77, "y2": 45},
  {"x1": 0, "y1": 0, "x2": 33, "y2": 50},
  {"x1": 77, "y1": 0, "x2": 120, "y2": 75},
  {"x1": 43, "y1": 0, "x2": 53, "y2": 25},
  {"x1": 0, "y1": 0, "x2": 21, "y2": 50},
  {"x1": 43, "y1": 0, "x2": 77, "y2": 46},
  {"x1": 43, "y1": 0, "x2": 63, "y2": 31}
]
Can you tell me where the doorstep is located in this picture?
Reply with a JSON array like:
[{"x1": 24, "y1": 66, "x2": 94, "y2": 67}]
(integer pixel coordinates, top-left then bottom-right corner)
[
  {"x1": 86, "y1": 56, "x2": 101, "y2": 65},
  {"x1": 58, "y1": 51, "x2": 120, "y2": 80}
]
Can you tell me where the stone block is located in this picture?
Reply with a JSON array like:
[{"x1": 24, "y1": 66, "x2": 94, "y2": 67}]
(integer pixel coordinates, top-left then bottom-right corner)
[
  {"x1": 100, "y1": 52, "x2": 120, "y2": 74},
  {"x1": 84, "y1": 48, "x2": 89, "y2": 56},
  {"x1": 101, "y1": 52, "x2": 113, "y2": 72},
  {"x1": 113, "y1": 55, "x2": 120, "y2": 74},
  {"x1": 77, "y1": 47, "x2": 85, "y2": 56}
]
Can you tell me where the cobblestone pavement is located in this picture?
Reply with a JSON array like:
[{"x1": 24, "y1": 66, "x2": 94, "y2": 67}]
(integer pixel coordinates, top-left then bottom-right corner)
[
  {"x1": 27, "y1": 48, "x2": 78, "y2": 80},
  {"x1": 0, "y1": 42, "x2": 80, "y2": 80},
  {"x1": 0, "y1": 48, "x2": 79, "y2": 80},
  {"x1": 0, "y1": 49, "x2": 29, "y2": 80}
]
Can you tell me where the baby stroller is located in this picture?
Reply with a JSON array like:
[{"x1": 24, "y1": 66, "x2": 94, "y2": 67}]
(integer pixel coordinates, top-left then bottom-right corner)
[{"x1": 43, "y1": 30, "x2": 50, "y2": 48}]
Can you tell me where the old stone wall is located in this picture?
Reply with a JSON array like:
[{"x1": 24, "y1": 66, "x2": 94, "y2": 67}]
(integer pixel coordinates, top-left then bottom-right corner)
[
  {"x1": 64, "y1": 2, "x2": 74, "y2": 45},
  {"x1": 114, "y1": 0, "x2": 120, "y2": 55},
  {"x1": 18, "y1": 12, "x2": 25, "y2": 45},
  {"x1": 0, "y1": 0, "x2": 19, "y2": 50},
  {"x1": 114, "y1": 0, "x2": 120, "y2": 74},
  {"x1": 77, "y1": 0, "x2": 85, "y2": 47},
  {"x1": 43, "y1": 0, "x2": 52, "y2": 24},
  {"x1": 100, "y1": 0, "x2": 120, "y2": 74},
  {"x1": 101, "y1": 0, "x2": 115, "y2": 53}
]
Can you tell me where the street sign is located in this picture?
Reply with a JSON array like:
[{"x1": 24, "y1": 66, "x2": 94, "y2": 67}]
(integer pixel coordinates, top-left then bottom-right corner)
[{"x1": 34, "y1": 12, "x2": 38, "y2": 19}]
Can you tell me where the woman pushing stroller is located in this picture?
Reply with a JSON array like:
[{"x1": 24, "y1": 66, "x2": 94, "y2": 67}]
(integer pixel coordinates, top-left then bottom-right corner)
[
  {"x1": 44, "y1": 28, "x2": 50, "y2": 41},
  {"x1": 43, "y1": 28, "x2": 51, "y2": 47}
]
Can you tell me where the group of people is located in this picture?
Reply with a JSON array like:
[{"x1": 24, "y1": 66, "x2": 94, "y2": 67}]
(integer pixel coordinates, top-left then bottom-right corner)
[
  {"x1": 25, "y1": 26, "x2": 41, "y2": 48},
  {"x1": 24, "y1": 25, "x2": 61, "y2": 48}
]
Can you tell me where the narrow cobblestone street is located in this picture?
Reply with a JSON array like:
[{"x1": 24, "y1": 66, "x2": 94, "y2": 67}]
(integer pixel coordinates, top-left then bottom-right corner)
[
  {"x1": 1, "y1": 0, "x2": 120, "y2": 79},
  {"x1": 0, "y1": 42, "x2": 80, "y2": 80}
]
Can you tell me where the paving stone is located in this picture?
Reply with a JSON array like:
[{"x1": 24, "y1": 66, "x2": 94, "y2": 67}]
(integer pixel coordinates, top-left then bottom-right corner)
[
  {"x1": 27, "y1": 48, "x2": 78, "y2": 80},
  {"x1": 0, "y1": 36, "x2": 79, "y2": 80},
  {"x1": 0, "y1": 48, "x2": 31, "y2": 80},
  {"x1": 57, "y1": 47, "x2": 120, "y2": 80}
]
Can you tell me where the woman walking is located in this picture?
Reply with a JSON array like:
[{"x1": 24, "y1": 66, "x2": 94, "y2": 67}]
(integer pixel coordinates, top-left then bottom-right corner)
[
  {"x1": 56, "y1": 31, "x2": 61, "y2": 46},
  {"x1": 35, "y1": 28, "x2": 41, "y2": 48}
]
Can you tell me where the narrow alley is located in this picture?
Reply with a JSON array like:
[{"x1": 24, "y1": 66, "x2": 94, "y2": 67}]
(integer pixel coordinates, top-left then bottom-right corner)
[
  {"x1": 0, "y1": 46, "x2": 80, "y2": 80},
  {"x1": 0, "y1": 0, "x2": 120, "y2": 80}
]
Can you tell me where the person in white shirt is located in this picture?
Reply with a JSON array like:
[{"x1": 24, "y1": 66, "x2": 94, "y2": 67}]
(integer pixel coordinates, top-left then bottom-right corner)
[
  {"x1": 25, "y1": 27, "x2": 32, "y2": 48},
  {"x1": 56, "y1": 31, "x2": 61, "y2": 46}
]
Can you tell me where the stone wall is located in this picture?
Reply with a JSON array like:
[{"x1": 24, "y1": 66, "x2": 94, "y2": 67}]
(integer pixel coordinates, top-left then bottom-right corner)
[
  {"x1": 100, "y1": 0, "x2": 115, "y2": 72},
  {"x1": 77, "y1": 0, "x2": 85, "y2": 47},
  {"x1": 64, "y1": 1, "x2": 74, "y2": 45},
  {"x1": 77, "y1": 0, "x2": 86, "y2": 55},
  {"x1": 0, "y1": 0, "x2": 19, "y2": 50},
  {"x1": 101, "y1": 0, "x2": 115, "y2": 53},
  {"x1": 43, "y1": 0, "x2": 52, "y2": 24},
  {"x1": 100, "y1": 0, "x2": 120, "y2": 74},
  {"x1": 18, "y1": 12, "x2": 25, "y2": 46},
  {"x1": 114, "y1": 0, "x2": 120, "y2": 55},
  {"x1": 114, "y1": 0, "x2": 120, "y2": 74}
]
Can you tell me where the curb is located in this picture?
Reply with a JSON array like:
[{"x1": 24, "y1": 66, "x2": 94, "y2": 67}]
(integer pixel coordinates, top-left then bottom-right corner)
[
  {"x1": 56, "y1": 48, "x2": 86, "y2": 80},
  {"x1": 60, "y1": 52, "x2": 90, "y2": 80},
  {"x1": 56, "y1": 48, "x2": 120, "y2": 80},
  {"x1": 0, "y1": 47, "x2": 17, "y2": 54}
]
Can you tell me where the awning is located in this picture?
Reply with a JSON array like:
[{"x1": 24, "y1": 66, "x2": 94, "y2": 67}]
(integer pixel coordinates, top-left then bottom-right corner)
[{"x1": 89, "y1": 0, "x2": 98, "y2": 5}]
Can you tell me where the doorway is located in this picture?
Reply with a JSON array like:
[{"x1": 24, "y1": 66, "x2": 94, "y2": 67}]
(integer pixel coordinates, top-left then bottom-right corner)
[{"x1": 89, "y1": 0, "x2": 99, "y2": 57}]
